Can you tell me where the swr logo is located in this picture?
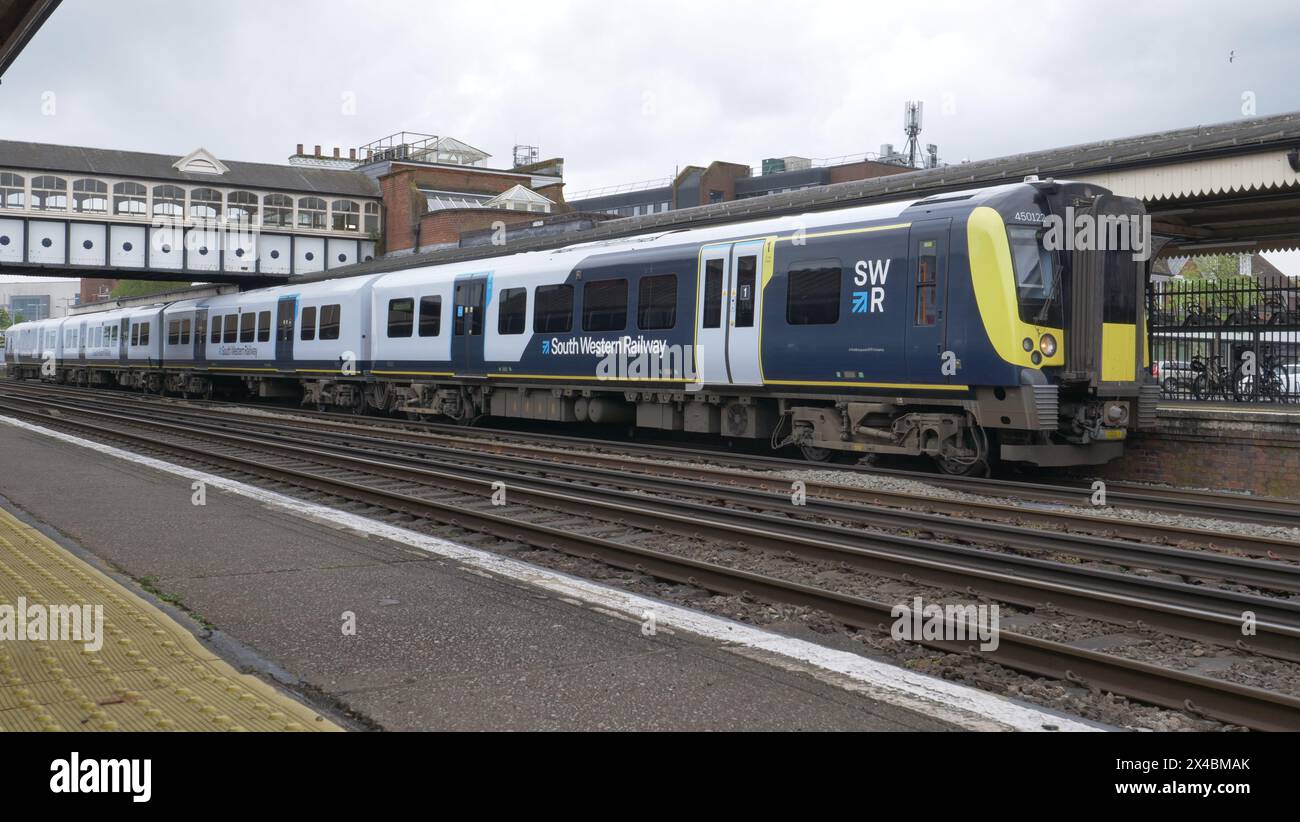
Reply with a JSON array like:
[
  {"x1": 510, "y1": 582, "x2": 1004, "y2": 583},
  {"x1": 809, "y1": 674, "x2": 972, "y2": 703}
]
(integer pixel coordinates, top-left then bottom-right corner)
[{"x1": 851, "y1": 258, "x2": 890, "y2": 313}]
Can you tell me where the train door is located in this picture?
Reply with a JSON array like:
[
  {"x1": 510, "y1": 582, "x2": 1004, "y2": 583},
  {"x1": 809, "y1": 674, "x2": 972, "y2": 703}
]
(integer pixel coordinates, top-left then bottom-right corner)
[
  {"x1": 727, "y1": 240, "x2": 765, "y2": 385},
  {"x1": 452, "y1": 275, "x2": 486, "y2": 377},
  {"x1": 274, "y1": 296, "x2": 296, "y2": 367},
  {"x1": 194, "y1": 308, "x2": 208, "y2": 364},
  {"x1": 118, "y1": 318, "x2": 129, "y2": 364},
  {"x1": 694, "y1": 245, "x2": 731, "y2": 384},
  {"x1": 906, "y1": 219, "x2": 951, "y2": 382}
]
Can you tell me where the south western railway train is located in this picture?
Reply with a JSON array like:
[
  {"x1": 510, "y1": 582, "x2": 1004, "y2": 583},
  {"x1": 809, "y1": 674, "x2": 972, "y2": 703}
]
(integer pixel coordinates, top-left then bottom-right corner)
[{"x1": 4, "y1": 179, "x2": 1157, "y2": 475}]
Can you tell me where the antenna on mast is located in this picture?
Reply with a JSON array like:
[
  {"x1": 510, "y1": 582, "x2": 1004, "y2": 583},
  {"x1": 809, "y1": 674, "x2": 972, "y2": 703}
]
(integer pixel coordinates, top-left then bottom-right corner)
[{"x1": 903, "y1": 101, "x2": 923, "y2": 169}]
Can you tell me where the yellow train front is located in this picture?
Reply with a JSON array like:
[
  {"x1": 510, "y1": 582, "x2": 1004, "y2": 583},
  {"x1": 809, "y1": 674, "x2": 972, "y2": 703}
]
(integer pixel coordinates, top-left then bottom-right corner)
[{"x1": 773, "y1": 178, "x2": 1156, "y2": 473}]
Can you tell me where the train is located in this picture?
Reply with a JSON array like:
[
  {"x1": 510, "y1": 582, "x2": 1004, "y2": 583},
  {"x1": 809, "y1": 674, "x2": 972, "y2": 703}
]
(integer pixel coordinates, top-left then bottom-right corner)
[{"x1": 3, "y1": 178, "x2": 1158, "y2": 474}]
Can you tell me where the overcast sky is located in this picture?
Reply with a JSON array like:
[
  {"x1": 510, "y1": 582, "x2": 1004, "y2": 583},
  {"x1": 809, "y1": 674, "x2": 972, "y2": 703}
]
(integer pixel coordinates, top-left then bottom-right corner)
[{"x1": 3, "y1": 0, "x2": 1300, "y2": 277}]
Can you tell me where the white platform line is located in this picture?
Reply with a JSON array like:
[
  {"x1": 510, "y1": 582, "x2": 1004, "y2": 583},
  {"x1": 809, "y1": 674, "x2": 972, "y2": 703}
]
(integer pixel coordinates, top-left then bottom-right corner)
[{"x1": 0, "y1": 414, "x2": 1101, "y2": 732}]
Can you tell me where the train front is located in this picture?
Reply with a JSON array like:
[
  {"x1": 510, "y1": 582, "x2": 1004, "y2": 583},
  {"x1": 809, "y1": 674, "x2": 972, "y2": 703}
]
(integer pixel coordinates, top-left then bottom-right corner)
[{"x1": 980, "y1": 179, "x2": 1157, "y2": 466}]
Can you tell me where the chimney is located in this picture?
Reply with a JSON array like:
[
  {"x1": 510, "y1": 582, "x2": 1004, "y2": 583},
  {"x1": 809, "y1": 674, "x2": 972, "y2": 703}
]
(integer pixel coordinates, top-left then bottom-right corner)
[
  {"x1": 314, "y1": 145, "x2": 322, "y2": 157},
  {"x1": 296, "y1": 143, "x2": 304, "y2": 155},
  {"x1": 333, "y1": 147, "x2": 340, "y2": 159},
  {"x1": 349, "y1": 148, "x2": 357, "y2": 161}
]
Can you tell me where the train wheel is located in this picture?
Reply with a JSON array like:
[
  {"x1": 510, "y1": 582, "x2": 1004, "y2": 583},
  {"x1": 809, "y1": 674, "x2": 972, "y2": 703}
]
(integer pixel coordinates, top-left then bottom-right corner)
[{"x1": 934, "y1": 428, "x2": 994, "y2": 477}]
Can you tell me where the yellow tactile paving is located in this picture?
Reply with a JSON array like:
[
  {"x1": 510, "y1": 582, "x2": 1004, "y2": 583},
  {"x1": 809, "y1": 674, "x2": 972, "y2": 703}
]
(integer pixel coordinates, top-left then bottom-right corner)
[{"x1": 0, "y1": 506, "x2": 342, "y2": 731}]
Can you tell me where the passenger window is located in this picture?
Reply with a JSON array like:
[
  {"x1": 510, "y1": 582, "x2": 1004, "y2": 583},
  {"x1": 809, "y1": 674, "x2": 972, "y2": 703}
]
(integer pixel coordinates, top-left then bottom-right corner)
[
  {"x1": 387, "y1": 298, "x2": 414, "y2": 338},
  {"x1": 319, "y1": 304, "x2": 341, "y2": 340},
  {"x1": 786, "y1": 260, "x2": 841, "y2": 325},
  {"x1": 418, "y1": 296, "x2": 441, "y2": 337},
  {"x1": 140, "y1": 324, "x2": 150, "y2": 345},
  {"x1": 301, "y1": 306, "x2": 317, "y2": 341},
  {"x1": 221, "y1": 315, "x2": 235, "y2": 343},
  {"x1": 239, "y1": 313, "x2": 255, "y2": 343},
  {"x1": 582, "y1": 279, "x2": 628, "y2": 332},
  {"x1": 638, "y1": 274, "x2": 677, "y2": 330},
  {"x1": 131, "y1": 324, "x2": 139, "y2": 346},
  {"x1": 181, "y1": 319, "x2": 191, "y2": 345},
  {"x1": 257, "y1": 311, "x2": 271, "y2": 342},
  {"x1": 498, "y1": 288, "x2": 527, "y2": 335},
  {"x1": 915, "y1": 240, "x2": 937, "y2": 326},
  {"x1": 211, "y1": 316, "x2": 221, "y2": 344},
  {"x1": 168, "y1": 320, "x2": 180, "y2": 346},
  {"x1": 703, "y1": 259, "x2": 724, "y2": 329},
  {"x1": 735, "y1": 257, "x2": 756, "y2": 328},
  {"x1": 534, "y1": 285, "x2": 573, "y2": 334}
]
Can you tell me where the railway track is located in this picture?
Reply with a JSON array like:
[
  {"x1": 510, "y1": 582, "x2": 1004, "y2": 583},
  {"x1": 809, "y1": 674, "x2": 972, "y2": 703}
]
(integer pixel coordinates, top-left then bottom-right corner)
[
  {"x1": 3, "y1": 381, "x2": 1300, "y2": 730},
  {"x1": 3, "y1": 381, "x2": 1293, "y2": 559}
]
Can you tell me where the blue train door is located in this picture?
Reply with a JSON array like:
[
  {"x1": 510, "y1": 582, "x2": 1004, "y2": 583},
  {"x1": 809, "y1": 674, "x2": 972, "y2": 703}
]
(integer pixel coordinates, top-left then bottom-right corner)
[
  {"x1": 906, "y1": 219, "x2": 951, "y2": 382},
  {"x1": 274, "y1": 296, "x2": 296, "y2": 368},
  {"x1": 452, "y1": 275, "x2": 486, "y2": 377}
]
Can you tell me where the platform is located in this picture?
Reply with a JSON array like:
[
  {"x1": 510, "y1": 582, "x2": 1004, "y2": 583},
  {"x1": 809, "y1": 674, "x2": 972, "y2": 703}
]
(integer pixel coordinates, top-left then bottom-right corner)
[{"x1": 1080, "y1": 401, "x2": 1300, "y2": 497}]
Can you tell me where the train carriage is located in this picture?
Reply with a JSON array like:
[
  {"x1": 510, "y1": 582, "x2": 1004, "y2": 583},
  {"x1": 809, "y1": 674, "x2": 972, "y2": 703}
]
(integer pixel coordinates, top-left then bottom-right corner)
[{"x1": 2, "y1": 178, "x2": 1155, "y2": 473}]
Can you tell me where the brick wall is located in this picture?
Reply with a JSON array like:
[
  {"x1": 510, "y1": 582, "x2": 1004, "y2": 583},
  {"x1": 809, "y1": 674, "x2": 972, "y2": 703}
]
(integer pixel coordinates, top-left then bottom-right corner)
[
  {"x1": 1076, "y1": 408, "x2": 1300, "y2": 498},
  {"x1": 79, "y1": 278, "x2": 117, "y2": 305},
  {"x1": 379, "y1": 163, "x2": 544, "y2": 254},
  {"x1": 415, "y1": 208, "x2": 538, "y2": 251}
]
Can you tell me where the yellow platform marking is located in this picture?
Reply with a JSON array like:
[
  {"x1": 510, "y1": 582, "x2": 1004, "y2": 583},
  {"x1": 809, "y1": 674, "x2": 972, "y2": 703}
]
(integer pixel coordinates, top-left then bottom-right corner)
[{"x1": 0, "y1": 507, "x2": 341, "y2": 732}]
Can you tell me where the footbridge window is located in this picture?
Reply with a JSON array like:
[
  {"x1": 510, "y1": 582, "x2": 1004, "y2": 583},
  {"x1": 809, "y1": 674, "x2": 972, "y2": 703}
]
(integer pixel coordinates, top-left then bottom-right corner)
[
  {"x1": 153, "y1": 185, "x2": 185, "y2": 219},
  {"x1": 32, "y1": 175, "x2": 68, "y2": 211},
  {"x1": 264, "y1": 194, "x2": 293, "y2": 227},
  {"x1": 227, "y1": 191, "x2": 258, "y2": 225},
  {"x1": 190, "y1": 188, "x2": 222, "y2": 222},
  {"x1": 73, "y1": 179, "x2": 108, "y2": 213},
  {"x1": 331, "y1": 200, "x2": 359, "y2": 232},
  {"x1": 113, "y1": 182, "x2": 146, "y2": 216},
  {"x1": 0, "y1": 173, "x2": 24, "y2": 208},
  {"x1": 298, "y1": 198, "x2": 327, "y2": 230}
]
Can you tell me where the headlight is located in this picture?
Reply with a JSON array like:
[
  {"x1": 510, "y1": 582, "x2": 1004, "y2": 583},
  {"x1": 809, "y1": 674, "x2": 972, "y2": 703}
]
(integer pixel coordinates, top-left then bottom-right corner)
[{"x1": 1039, "y1": 334, "x2": 1058, "y2": 357}]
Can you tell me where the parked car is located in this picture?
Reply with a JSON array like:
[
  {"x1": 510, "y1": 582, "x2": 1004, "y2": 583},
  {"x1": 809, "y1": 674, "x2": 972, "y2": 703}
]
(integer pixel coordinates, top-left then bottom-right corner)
[{"x1": 1153, "y1": 360, "x2": 1198, "y2": 397}]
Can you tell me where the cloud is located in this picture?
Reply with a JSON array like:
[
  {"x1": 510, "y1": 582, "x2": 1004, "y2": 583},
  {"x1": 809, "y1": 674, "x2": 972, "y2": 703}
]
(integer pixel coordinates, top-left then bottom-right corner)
[{"x1": 0, "y1": 0, "x2": 1297, "y2": 195}]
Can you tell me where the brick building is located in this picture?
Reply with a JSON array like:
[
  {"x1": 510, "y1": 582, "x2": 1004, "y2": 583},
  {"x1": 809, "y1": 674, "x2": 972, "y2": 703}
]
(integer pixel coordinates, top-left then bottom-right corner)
[{"x1": 566, "y1": 154, "x2": 913, "y2": 217}]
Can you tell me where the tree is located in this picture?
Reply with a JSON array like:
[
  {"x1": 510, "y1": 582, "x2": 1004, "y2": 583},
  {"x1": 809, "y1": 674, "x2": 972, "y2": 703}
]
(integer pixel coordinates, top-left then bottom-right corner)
[{"x1": 0, "y1": 307, "x2": 11, "y2": 331}]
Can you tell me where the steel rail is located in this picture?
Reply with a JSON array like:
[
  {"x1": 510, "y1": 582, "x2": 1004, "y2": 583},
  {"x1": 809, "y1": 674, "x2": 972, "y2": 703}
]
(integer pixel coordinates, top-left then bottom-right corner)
[
  {"x1": 6, "y1": 393, "x2": 1300, "y2": 666},
  {"x1": 22, "y1": 387, "x2": 1298, "y2": 593},
  {"x1": 1, "y1": 381, "x2": 1291, "y2": 560}
]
